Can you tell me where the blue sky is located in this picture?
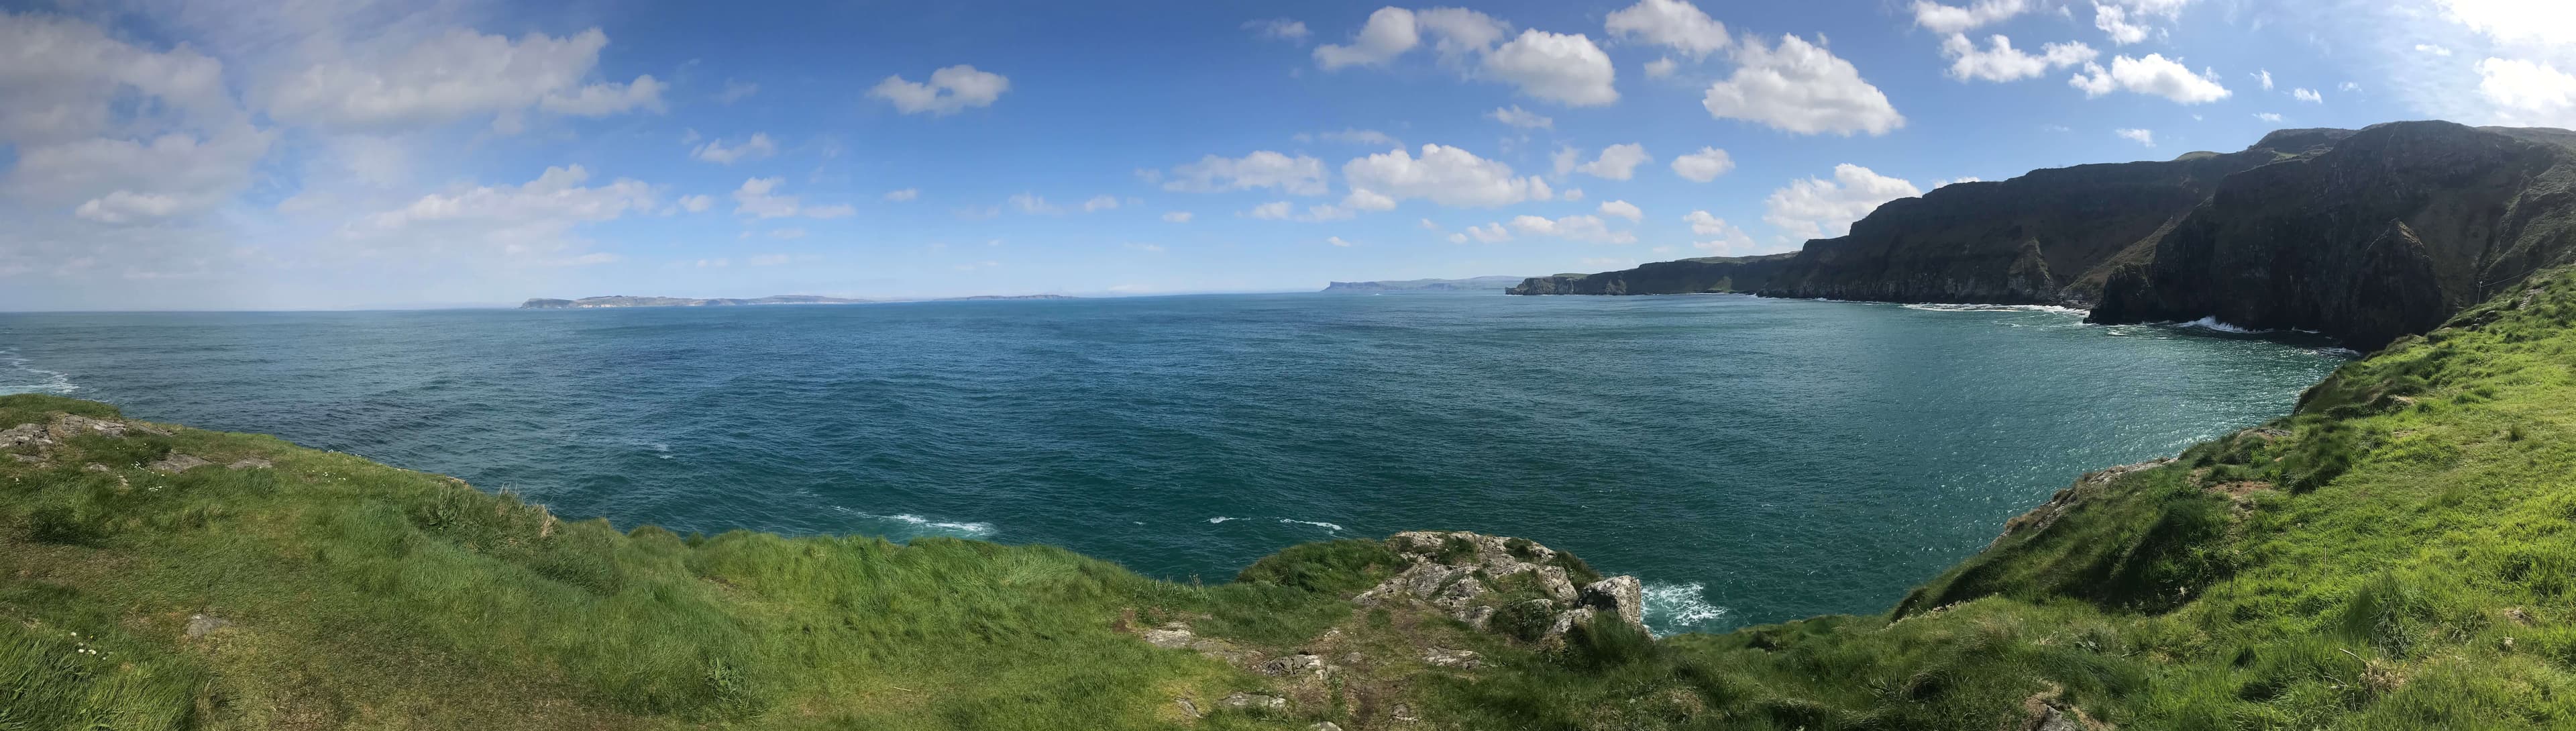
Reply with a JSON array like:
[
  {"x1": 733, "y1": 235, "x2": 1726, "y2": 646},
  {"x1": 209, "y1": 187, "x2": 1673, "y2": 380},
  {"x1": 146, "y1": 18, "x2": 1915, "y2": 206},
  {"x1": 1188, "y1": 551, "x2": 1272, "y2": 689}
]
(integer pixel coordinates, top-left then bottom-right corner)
[{"x1": 1, "y1": 0, "x2": 2571, "y2": 309}]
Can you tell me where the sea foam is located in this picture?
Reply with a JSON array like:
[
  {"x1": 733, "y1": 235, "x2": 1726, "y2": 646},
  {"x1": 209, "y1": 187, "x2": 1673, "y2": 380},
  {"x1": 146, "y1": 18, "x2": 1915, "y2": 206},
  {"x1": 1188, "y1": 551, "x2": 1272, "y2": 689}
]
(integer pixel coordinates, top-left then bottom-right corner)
[
  {"x1": 830, "y1": 506, "x2": 996, "y2": 537},
  {"x1": 0, "y1": 350, "x2": 78, "y2": 395},
  {"x1": 1641, "y1": 581, "x2": 1730, "y2": 637}
]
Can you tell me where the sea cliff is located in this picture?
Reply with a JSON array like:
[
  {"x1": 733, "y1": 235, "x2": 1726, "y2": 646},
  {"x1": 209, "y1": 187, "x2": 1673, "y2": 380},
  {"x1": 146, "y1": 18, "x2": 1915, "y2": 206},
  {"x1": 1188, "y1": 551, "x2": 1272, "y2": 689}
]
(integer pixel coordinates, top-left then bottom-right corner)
[{"x1": 1513, "y1": 121, "x2": 2576, "y2": 348}]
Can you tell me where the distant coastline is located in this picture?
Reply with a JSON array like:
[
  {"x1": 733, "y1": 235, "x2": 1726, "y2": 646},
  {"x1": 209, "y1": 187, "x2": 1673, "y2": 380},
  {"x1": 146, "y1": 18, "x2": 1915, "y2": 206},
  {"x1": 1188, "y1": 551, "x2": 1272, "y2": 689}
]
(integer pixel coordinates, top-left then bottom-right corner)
[
  {"x1": 519, "y1": 294, "x2": 1077, "y2": 309},
  {"x1": 1320, "y1": 275, "x2": 1528, "y2": 293}
]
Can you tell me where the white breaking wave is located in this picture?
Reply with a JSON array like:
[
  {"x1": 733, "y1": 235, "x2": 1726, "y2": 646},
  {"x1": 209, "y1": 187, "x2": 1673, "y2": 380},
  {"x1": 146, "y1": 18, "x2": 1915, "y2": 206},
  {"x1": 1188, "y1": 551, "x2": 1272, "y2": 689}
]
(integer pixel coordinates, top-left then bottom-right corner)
[
  {"x1": 1900, "y1": 303, "x2": 2086, "y2": 315},
  {"x1": 1206, "y1": 516, "x2": 1235, "y2": 524},
  {"x1": 0, "y1": 350, "x2": 78, "y2": 395},
  {"x1": 1640, "y1": 581, "x2": 1729, "y2": 637},
  {"x1": 1277, "y1": 518, "x2": 1344, "y2": 532},
  {"x1": 830, "y1": 506, "x2": 996, "y2": 537},
  {"x1": 2172, "y1": 315, "x2": 2259, "y2": 334}
]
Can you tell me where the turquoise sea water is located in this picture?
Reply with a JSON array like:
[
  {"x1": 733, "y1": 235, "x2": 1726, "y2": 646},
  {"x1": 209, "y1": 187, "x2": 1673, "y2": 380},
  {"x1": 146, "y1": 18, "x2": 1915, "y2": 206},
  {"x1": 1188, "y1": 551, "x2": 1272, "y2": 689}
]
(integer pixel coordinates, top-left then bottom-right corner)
[{"x1": 0, "y1": 293, "x2": 2347, "y2": 634}]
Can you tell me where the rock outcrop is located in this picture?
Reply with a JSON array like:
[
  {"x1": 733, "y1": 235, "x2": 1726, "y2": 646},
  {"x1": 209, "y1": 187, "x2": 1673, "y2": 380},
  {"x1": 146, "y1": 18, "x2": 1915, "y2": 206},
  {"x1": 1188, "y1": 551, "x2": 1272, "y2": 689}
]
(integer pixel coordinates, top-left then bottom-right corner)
[
  {"x1": 2090, "y1": 121, "x2": 2576, "y2": 350},
  {"x1": 1353, "y1": 531, "x2": 1646, "y2": 640}
]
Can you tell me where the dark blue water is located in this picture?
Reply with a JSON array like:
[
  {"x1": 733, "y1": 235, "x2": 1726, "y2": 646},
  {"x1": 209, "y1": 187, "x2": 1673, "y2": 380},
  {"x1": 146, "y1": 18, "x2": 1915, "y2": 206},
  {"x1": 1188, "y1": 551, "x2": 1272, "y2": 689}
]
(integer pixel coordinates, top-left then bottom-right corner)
[{"x1": 0, "y1": 293, "x2": 2347, "y2": 634}]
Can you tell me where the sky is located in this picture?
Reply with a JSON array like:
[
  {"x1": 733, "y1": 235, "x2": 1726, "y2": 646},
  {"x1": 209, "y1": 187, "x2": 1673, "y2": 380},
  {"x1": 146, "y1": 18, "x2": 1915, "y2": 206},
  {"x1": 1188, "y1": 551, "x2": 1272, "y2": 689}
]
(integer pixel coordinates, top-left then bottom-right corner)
[{"x1": 1, "y1": 0, "x2": 2572, "y2": 309}]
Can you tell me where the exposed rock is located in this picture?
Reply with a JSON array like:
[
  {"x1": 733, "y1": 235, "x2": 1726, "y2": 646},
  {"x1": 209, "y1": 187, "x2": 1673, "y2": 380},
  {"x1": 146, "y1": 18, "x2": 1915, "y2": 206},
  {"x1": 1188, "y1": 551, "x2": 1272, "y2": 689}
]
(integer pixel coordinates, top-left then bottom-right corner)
[
  {"x1": 82, "y1": 462, "x2": 108, "y2": 472},
  {"x1": 1354, "y1": 531, "x2": 1647, "y2": 638},
  {"x1": 1421, "y1": 648, "x2": 1481, "y2": 669},
  {"x1": 1546, "y1": 606, "x2": 1598, "y2": 637},
  {"x1": 227, "y1": 457, "x2": 273, "y2": 470},
  {"x1": 1173, "y1": 697, "x2": 1201, "y2": 719},
  {"x1": 1219, "y1": 692, "x2": 1287, "y2": 711},
  {"x1": 150, "y1": 453, "x2": 211, "y2": 474},
  {"x1": 184, "y1": 613, "x2": 229, "y2": 639},
  {"x1": 1310, "y1": 723, "x2": 1344, "y2": 731},
  {"x1": 1261, "y1": 653, "x2": 1325, "y2": 677},
  {"x1": 1580, "y1": 575, "x2": 1646, "y2": 629},
  {"x1": 1140, "y1": 624, "x2": 1196, "y2": 649}
]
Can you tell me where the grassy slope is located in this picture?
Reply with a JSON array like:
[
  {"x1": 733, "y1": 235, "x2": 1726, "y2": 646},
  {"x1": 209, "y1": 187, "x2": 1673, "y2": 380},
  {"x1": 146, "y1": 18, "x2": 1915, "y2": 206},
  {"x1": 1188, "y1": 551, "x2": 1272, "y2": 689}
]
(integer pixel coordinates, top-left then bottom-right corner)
[{"x1": 11, "y1": 268, "x2": 2576, "y2": 729}]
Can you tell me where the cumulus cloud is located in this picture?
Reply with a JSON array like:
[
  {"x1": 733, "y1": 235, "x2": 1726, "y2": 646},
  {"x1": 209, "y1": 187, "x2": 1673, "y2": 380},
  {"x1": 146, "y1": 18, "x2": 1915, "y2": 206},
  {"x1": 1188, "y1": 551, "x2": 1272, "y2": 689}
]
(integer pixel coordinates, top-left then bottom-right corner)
[
  {"x1": 1246, "y1": 18, "x2": 1310, "y2": 42},
  {"x1": 1598, "y1": 199, "x2": 1643, "y2": 222},
  {"x1": 1483, "y1": 30, "x2": 1619, "y2": 106},
  {"x1": 1248, "y1": 201, "x2": 1293, "y2": 220},
  {"x1": 1566, "y1": 144, "x2": 1651, "y2": 181},
  {"x1": 2416, "y1": 44, "x2": 2453, "y2": 56},
  {"x1": 1670, "y1": 147, "x2": 1735, "y2": 182},
  {"x1": 2475, "y1": 58, "x2": 2576, "y2": 126},
  {"x1": 1342, "y1": 144, "x2": 1552, "y2": 208},
  {"x1": 1702, "y1": 35, "x2": 1904, "y2": 136},
  {"x1": 1644, "y1": 57, "x2": 1678, "y2": 78},
  {"x1": 1911, "y1": 0, "x2": 2032, "y2": 32},
  {"x1": 1300, "y1": 128, "x2": 1403, "y2": 146},
  {"x1": 1163, "y1": 211, "x2": 1193, "y2": 222},
  {"x1": 869, "y1": 64, "x2": 1010, "y2": 115},
  {"x1": 883, "y1": 188, "x2": 920, "y2": 201},
  {"x1": 1683, "y1": 210, "x2": 1760, "y2": 253},
  {"x1": 1327, "y1": 236, "x2": 1354, "y2": 247},
  {"x1": 1509, "y1": 214, "x2": 1635, "y2": 244},
  {"x1": 1008, "y1": 193, "x2": 1062, "y2": 214},
  {"x1": 1940, "y1": 34, "x2": 2097, "y2": 83},
  {"x1": 2292, "y1": 87, "x2": 2323, "y2": 103},
  {"x1": 2069, "y1": 54, "x2": 2231, "y2": 103},
  {"x1": 1450, "y1": 222, "x2": 1513, "y2": 244},
  {"x1": 2438, "y1": 0, "x2": 2576, "y2": 48},
  {"x1": 1314, "y1": 7, "x2": 1422, "y2": 69},
  {"x1": 1490, "y1": 105, "x2": 1554, "y2": 129},
  {"x1": 690, "y1": 133, "x2": 777, "y2": 164},
  {"x1": 716, "y1": 80, "x2": 759, "y2": 104},
  {"x1": 1605, "y1": 0, "x2": 1729, "y2": 59},
  {"x1": 676, "y1": 194, "x2": 715, "y2": 213},
  {"x1": 2254, "y1": 111, "x2": 2284, "y2": 122},
  {"x1": 2255, "y1": 69, "x2": 2275, "y2": 90},
  {"x1": 2114, "y1": 128, "x2": 2155, "y2": 146},
  {"x1": 2091, "y1": 0, "x2": 2193, "y2": 46},
  {"x1": 731, "y1": 177, "x2": 849, "y2": 219},
  {"x1": 1762, "y1": 164, "x2": 1921, "y2": 241},
  {"x1": 358, "y1": 164, "x2": 653, "y2": 254},
  {"x1": 266, "y1": 28, "x2": 663, "y2": 131},
  {"x1": 1163, "y1": 151, "x2": 1330, "y2": 196}
]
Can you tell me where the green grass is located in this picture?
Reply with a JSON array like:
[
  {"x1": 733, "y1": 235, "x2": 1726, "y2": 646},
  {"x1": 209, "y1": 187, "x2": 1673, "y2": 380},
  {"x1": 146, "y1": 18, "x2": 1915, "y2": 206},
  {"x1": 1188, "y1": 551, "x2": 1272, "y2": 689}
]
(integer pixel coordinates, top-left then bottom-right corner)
[{"x1": 11, "y1": 266, "x2": 2576, "y2": 728}]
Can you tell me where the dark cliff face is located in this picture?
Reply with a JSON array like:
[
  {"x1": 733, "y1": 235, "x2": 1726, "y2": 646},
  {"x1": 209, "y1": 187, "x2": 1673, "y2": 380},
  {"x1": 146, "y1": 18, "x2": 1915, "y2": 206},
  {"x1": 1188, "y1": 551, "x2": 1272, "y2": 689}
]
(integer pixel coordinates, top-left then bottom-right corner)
[
  {"x1": 2091, "y1": 121, "x2": 2576, "y2": 350},
  {"x1": 1507, "y1": 254, "x2": 1798, "y2": 295},
  {"x1": 1511, "y1": 148, "x2": 2283, "y2": 303}
]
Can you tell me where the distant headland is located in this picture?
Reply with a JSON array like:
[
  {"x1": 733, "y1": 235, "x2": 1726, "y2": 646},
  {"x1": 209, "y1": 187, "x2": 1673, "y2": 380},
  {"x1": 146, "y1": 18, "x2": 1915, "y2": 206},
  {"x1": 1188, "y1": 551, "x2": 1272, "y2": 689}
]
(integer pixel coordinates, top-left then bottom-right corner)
[{"x1": 1320, "y1": 276, "x2": 1529, "y2": 293}]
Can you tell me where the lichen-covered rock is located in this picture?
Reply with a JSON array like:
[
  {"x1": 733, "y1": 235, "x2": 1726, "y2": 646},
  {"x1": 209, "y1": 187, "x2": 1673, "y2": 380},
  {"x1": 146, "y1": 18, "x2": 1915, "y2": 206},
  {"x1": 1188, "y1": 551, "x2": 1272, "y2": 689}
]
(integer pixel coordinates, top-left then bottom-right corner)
[
  {"x1": 1579, "y1": 576, "x2": 1645, "y2": 629},
  {"x1": 1354, "y1": 531, "x2": 1647, "y2": 638}
]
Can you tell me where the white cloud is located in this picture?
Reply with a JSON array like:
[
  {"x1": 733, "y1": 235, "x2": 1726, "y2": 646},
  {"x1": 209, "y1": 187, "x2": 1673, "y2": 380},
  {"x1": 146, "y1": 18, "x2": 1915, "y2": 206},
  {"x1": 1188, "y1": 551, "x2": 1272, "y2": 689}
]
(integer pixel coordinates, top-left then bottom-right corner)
[
  {"x1": 1248, "y1": 201, "x2": 1293, "y2": 220},
  {"x1": 1009, "y1": 193, "x2": 1063, "y2": 214},
  {"x1": 267, "y1": 28, "x2": 663, "y2": 131},
  {"x1": 2254, "y1": 111, "x2": 2284, "y2": 122},
  {"x1": 2340, "y1": 81, "x2": 2361, "y2": 93},
  {"x1": 1569, "y1": 144, "x2": 1651, "y2": 181},
  {"x1": 1940, "y1": 34, "x2": 2097, "y2": 83},
  {"x1": 1561, "y1": 188, "x2": 1585, "y2": 201},
  {"x1": 1683, "y1": 211, "x2": 1759, "y2": 253},
  {"x1": 1912, "y1": 0, "x2": 2032, "y2": 32},
  {"x1": 13, "y1": 130, "x2": 271, "y2": 226},
  {"x1": 1670, "y1": 147, "x2": 1735, "y2": 182},
  {"x1": 2091, "y1": 0, "x2": 2191, "y2": 46},
  {"x1": 2416, "y1": 44, "x2": 2454, "y2": 56},
  {"x1": 1453, "y1": 222, "x2": 1513, "y2": 243},
  {"x1": 1164, "y1": 151, "x2": 1330, "y2": 195},
  {"x1": 1413, "y1": 8, "x2": 1513, "y2": 59},
  {"x1": 1246, "y1": 18, "x2": 1310, "y2": 42},
  {"x1": 690, "y1": 133, "x2": 777, "y2": 164},
  {"x1": 2255, "y1": 69, "x2": 2274, "y2": 90},
  {"x1": 1762, "y1": 164, "x2": 1921, "y2": 241},
  {"x1": 2292, "y1": 87, "x2": 2323, "y2": 103},
  {"x1": 1509, "y1": 213, "x2": 1635, "y2": 244},
  {"x1": 869, "y1": 65, "x2": 1010, "y2": 115},
  {"x1": 1314, "y1": 7, "x2": 1420, "y2": 69},
  {"x1": 1342, "y1": 144, "x2": 1552, "y2": 208},
  {"x1": 768, "y1": 228, "x2": 807, "y2": 240},
  {"x1": 2475, "y1": 58, "x2": 2576, "y2": 126},
  {"x1": 1124, "y1": 242, "x2": 1167, "y2": 253},
  {"x1": 677, "y1": 194, "x2": 715, "y2": 213},
  {"x1": 357, "y1": 164, "x2": 654, "y2": 257},
  {"x1": 2069, "y1": 54, "x2": 2231, "y2": 103},
  {"x1": 1483, "y1": 30, "x2": 1619, "y2": 106},
  {"x1": 1598, "y1": 199, "x2": 1643, "y2": 222},
  {"x1": 1703, "y1": 34, "x2": 1905, "y2": 136},
  {"x1": 2114, "y1": 128, "x2": 2155, "y2": 146},
  {"x1": 883, "y1": 188, "x2": 920, "y2": 201},
  {"x1": 1327, "y1": 236, "x2": 1354, "y2": 247},
  {"x1": 1082, "y1": 195, "x2": 1122, "y2": 212},
  {"x1": 1342, "y1": 189, "x2": 1399, "y2": 211},
  {"x1": 1303, "y1": 128, "x2": 1402, "y2": 146},
  {"x1": 2438, "y1": 0, "x2": 2576, "y2": 48},
  {"x1": 1489, "y1": 105, "x2": 1554, "y2": 129},
  {"x1": 1605, "y1": 0, "x2": 1730, "y2": 58},
  {"x1": 1162, "y1": 211, "x2": 1193, "y2": 223},
  {"x1": 717, "y1": 80, "x2": 759, "y2": 104},
  {"x1": 1644, "y1": 57, "x2": 1679, "y2": 78},
  {"x1": 731, "y1": 177, "x2": 849, "y2": 219}
]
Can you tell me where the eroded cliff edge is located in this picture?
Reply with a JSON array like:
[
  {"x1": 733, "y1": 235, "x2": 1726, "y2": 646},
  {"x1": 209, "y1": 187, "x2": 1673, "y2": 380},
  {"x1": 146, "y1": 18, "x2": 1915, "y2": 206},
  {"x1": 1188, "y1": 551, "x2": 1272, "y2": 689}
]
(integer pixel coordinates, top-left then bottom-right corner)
[{"x1": 1514, "y1": 121, "x2": 2576, "y2": 349}]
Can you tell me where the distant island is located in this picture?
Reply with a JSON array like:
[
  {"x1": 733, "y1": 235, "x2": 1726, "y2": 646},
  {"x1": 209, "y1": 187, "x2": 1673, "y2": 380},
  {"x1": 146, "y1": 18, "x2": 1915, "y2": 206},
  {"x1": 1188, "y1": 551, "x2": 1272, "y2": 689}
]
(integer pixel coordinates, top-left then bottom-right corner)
[
  {"x1": 1321, "y1": 276, "x2": 1529, "y2": 293},
  {"x1": 521, "y1": 294, "x2": 1076, "y2": 309}
]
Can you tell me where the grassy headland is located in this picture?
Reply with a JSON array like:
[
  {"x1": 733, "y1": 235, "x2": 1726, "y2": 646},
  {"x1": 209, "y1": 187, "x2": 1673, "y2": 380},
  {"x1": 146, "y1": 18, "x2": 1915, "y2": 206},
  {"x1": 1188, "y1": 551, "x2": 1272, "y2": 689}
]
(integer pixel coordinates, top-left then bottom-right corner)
[{"x1": 12, "y1": 269, "x2": 2576, "y2": 728}]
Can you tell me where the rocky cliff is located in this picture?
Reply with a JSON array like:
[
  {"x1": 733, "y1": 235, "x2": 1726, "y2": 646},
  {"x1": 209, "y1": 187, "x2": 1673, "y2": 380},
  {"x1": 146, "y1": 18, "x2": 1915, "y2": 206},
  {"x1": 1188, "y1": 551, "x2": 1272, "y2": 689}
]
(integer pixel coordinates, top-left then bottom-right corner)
[
  {"x1": 2088, "y1": 121, "x2": 2576, "y2": 349},
  {"x1": 1513, "y1": 121, "x2": 2576, "y2": 350}
]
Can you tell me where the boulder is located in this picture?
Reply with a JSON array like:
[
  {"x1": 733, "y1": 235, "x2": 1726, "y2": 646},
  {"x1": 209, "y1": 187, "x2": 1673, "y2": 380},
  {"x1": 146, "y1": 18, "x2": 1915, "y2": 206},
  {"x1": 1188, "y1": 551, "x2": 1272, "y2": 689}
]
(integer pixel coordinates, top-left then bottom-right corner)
[{"x1": 1580, "y1": 576, "x2": 1646, "y2": 630}]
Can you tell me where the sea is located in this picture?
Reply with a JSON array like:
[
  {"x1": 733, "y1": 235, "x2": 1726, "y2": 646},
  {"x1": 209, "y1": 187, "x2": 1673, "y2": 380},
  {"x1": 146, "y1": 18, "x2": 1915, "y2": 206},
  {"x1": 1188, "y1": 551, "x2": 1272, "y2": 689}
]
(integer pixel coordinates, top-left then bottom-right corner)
[{"x1": 0, "y1": 292, "x2": 2350, "y2": 635}]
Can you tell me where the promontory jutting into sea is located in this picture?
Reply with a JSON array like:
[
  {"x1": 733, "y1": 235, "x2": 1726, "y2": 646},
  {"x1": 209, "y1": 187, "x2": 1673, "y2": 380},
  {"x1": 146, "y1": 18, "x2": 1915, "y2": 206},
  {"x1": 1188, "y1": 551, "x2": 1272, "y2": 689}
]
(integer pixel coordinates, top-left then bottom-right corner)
[{"x1": 6, "y1": 1, "x2": 2576, "y2": 728}]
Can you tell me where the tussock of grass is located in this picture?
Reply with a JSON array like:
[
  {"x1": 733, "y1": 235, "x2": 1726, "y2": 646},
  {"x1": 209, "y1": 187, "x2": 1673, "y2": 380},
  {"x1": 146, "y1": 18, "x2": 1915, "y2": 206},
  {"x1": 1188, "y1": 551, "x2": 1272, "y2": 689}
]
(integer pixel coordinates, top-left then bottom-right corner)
[{"x1": 14, "y1": 267, "x2": 2576, "y2": 728}]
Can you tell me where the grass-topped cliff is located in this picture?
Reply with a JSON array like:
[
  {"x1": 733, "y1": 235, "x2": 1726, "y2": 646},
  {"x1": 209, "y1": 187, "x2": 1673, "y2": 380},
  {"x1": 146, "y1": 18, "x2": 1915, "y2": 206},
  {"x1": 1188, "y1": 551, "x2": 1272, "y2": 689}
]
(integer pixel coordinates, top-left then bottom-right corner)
[{"x1": 13, "y1": 268, "x2": 2576, "y2": 728}]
